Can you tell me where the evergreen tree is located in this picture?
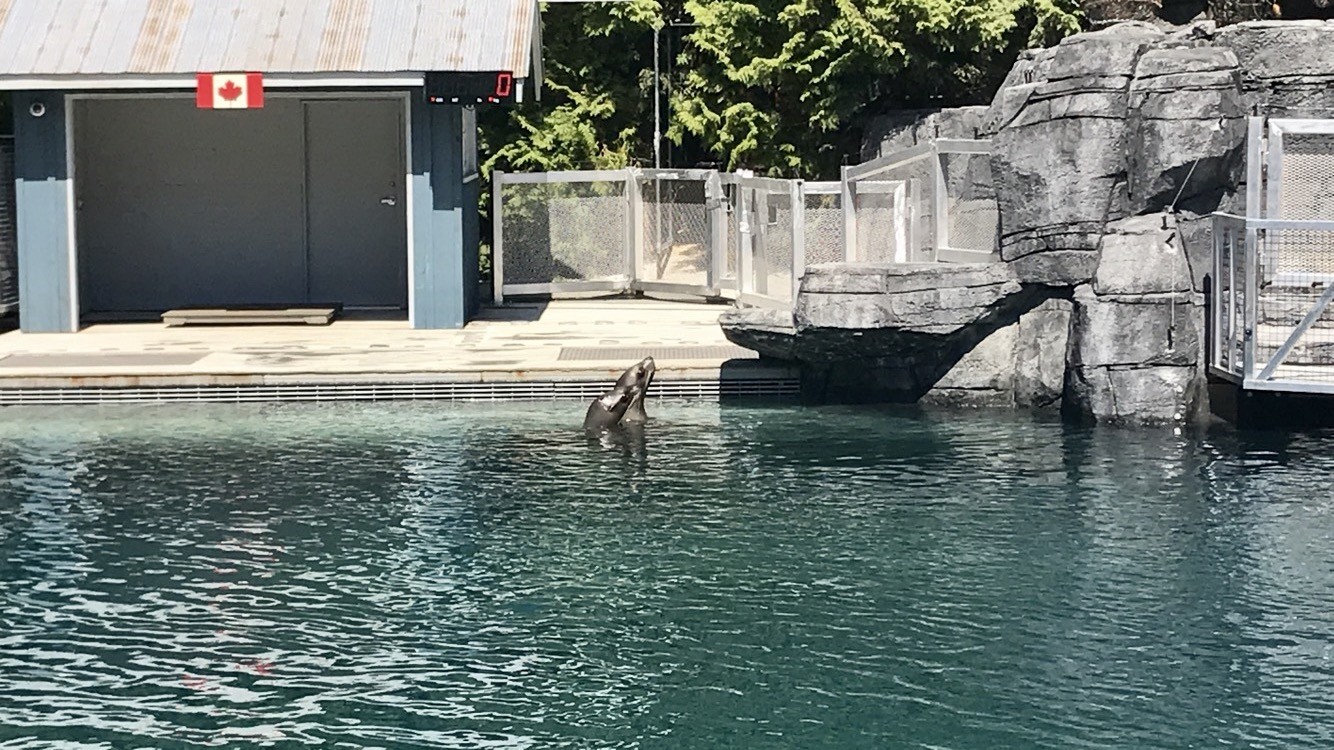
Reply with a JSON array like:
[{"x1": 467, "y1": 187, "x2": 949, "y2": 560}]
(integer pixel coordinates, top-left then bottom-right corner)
[{"x1": 482, "y1": 0, "x2": 1082, "y2": 181}]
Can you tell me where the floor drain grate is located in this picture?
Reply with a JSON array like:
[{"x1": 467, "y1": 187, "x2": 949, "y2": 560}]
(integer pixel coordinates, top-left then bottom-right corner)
[{"x1": 557, "y1": 345, "x2": 755, "y2": 362}]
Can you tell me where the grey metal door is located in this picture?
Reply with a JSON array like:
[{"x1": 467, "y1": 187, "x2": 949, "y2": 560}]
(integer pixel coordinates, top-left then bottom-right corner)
[
  {"x1": 304, "y1": 100, "x2": 407, "y2": 309},
  {"x1": 76, "y1": 97, "x2": 308, "y2": 313}
]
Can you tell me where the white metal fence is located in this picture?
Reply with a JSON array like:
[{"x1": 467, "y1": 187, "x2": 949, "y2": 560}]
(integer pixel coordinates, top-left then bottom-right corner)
[
  {"x1": 1210, "y1": 117, "x2": 1334, "y2": 394},
  {"x1": 841, "y1": 138, "x2": 999, "y2": 264},
  {"x1": 493, "y1": 138, "x2": 1001, "y2": 309},
  {"x1": 493, "y1": 168, "x2": 809, "y2": 309}
]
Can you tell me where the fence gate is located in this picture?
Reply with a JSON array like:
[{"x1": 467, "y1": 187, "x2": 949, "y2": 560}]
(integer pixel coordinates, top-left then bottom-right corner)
[
  {"x1": 492, "y1": 169, "x2": 635, "y2": 301},
  {"x1": 636, "y1": 169, "x2": 728, "y2": 298}
]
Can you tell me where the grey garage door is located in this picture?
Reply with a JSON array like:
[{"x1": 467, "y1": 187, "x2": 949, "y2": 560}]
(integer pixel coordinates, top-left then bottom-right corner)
[{"x1": 74, "y1": 96, "x2": 407, "y2": 316}]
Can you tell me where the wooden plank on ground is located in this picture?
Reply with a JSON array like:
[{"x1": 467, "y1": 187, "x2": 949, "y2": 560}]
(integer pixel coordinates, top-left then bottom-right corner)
[{"x1": 162, "y1": 308, "x2": 338, "y2": 327}]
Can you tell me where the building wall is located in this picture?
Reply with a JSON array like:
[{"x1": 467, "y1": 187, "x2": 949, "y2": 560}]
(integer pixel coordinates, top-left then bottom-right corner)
[
  {"x1": 12, "y1": 91, "x2": 76, "y2": 333},
  {"x1": 7, "y1": 90, "x2": 481, "y2": 332},
  {"x1": 0, "y1": 136, "x2": 17, "y2": 317},
  {"x1": 409, "y1": 99, "x2": 479, "y2": 329}
]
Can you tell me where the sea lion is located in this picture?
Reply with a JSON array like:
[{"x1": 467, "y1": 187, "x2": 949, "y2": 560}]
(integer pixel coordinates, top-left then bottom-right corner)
[{"x1": 583, "y1": 357, "x2": 656, "y2": 432}]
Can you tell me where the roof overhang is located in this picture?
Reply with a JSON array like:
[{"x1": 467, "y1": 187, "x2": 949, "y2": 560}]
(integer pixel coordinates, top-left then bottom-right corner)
[{"x1": 0, "y1": 72, "x2": 532, "y2": 102}]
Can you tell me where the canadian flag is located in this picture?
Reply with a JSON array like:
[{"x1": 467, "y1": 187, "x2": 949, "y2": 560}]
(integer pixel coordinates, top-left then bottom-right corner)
[{"x1": 196, "y1": 72, "x2": 264, "y2": 110}]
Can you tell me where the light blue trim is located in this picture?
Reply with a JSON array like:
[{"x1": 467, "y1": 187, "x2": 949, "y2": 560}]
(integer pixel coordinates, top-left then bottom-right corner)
[
  {"x1": 12, "y1": 91, "x2": 76, "y2": 332},
  {"x1": 409, "y1": 98, "x2": 477, "y2": 330}
]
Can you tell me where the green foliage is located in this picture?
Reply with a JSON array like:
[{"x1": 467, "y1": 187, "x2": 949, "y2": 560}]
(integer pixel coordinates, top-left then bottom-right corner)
[
  {"x1": 479, "y1": 0, "x2": 662, "y2": 178},
  {"x1": 672, "y1": 0, "x2": 1082, "y2": 177},
  {"x1": 478, "y1": 0, "x2": 1083, "y2": 194}
]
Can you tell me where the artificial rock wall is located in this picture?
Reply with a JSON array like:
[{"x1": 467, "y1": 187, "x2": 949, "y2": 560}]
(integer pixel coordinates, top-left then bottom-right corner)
[{"x1": 724, "y1": 19, "x2": 1334, "y2": 423}]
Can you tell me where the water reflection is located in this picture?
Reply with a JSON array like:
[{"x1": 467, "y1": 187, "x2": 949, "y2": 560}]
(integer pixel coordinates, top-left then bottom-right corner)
[{"x1": 0, "y1": 403, "x2": 1332, "y2": 748}]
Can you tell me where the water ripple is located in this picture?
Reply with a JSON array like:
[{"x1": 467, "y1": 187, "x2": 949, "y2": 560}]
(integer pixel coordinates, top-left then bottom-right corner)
[{"x1": 1, "y1": 403, "x2": 1333, "y2": 748}]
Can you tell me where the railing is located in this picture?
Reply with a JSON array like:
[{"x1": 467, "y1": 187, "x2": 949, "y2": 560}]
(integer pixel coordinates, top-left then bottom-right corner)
[
  {"x1": 1211, "y1": 213, "x2": 1334, "y2": 393},
  {"x1": 841, "y1": 138, "x2": 999, "y2": 264},
  {"x1": 492, "y1": 138, "x2": 1000, "y2": 310},
  {"x1": 493, "y1": 168, "x2": 806, "y2": 309}
]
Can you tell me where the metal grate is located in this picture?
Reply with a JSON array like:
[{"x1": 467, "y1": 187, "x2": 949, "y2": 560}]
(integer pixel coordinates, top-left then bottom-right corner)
[
  {"x1": 0, "y1": 378, "x2": 800, "y2": 406},
  {"x1": 940, "y1": 150, "x2": 1000, "y2": 256},
  {"x1": 852, "y1": 181, "x2": 911, "y2": 263},
  {"x1": 1278, "y1": 133, "x2": 1334, "y2": 220},
  {"x1": 1251, "y1": 227, "x2": 1334, "y2": 384},
  {"x1": 802, "y1": 191, "x2": 844, "y2": 266},
  {"x1": 0, "y1": 352, "x2": 208, "y2": 367},
  {"x1": 557, "y1": 345, "x2": 756, "y2": 361}
]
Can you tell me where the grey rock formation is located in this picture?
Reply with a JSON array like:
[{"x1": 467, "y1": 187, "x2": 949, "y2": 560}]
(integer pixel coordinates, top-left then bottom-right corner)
[
  {"x1": 990, "y1": 24, "x2": 1166, "y2": 284},
  {"x1": 1065, "y1": 213, "x2": 1204, "y2": 422},
  {"x1": 1125, "y1": 46, "x2": 1247, "y2": 215},
  {"x1": 720, "y1": 19, "x2": 1334, "y2": 424},
  {"x1": 1218, "y1": 20, "x2": 1334, "y2": 115},
  {"x1": 924, "y1": 298, "x2": 1072, "y2": 408},
  {"x1": 862, "y1": 106, "x2": 989, "y2": 161},
  {"x1": 795, "y1": 263, "x2": 1023, "y2": 336},
  {"x1": 722, "y1": 263, "x2": 1059, "y2": 403}
]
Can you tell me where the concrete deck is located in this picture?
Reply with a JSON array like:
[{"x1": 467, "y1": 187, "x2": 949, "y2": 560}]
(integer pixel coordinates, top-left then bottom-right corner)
[{"x1": 0, "y1": 300, "x2": 797, "y2": 404}]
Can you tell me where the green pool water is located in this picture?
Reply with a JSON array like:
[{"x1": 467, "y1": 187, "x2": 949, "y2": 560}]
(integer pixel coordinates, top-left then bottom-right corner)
[{"x1": 1, "y1": 401, "x2": 1332, "y2": 749}]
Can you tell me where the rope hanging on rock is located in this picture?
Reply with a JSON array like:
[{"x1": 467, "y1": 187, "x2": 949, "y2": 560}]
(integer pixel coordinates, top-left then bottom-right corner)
[{"x1": 1163, "y1": 155, "x2": 1205, "y2": 353}]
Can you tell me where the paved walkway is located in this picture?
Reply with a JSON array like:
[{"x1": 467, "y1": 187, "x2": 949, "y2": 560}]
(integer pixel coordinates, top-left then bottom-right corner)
[{"x1": 0, "y1": 300, "x2": 789, "y2": 389}]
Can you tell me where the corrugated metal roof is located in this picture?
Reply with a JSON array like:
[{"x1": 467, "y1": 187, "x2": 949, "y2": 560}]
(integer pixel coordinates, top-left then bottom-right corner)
[{"x1": 0, "y1": 0, "x2": 538, "y2": 77}]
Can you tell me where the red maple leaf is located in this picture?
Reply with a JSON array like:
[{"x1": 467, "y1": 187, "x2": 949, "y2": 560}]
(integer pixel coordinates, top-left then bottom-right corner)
[{"x1": 217, "y1": 80, "x2": 243, "y2": 101}]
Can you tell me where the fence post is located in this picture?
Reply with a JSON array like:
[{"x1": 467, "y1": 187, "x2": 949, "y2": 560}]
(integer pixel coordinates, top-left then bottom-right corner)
[
  {"x1": 492, "y1": 170, "x2": 505, "y2": 305},
  {"x1": 707, "y1": 171, "x2": 726, "y2": 295},
  {"x1": 626, "y1": 168, "x2": 642, "y2": 291},
  {"x1": 738, "y1": 184, "x2": 753, "y2": 298},
  {"x1": 791, "y1": 179, "x2": 806, "y2": 304},
  {"x1": 932, "y1": 143, "x2": 948, "y2": 260},
  {"x1": 1211, "y1": 217, "x2": 1222, "y2": 371},
  {"x1": 754, "y1": 187, "x2": 770, "y2": 295},
  {"x1": 1247, "y1": 116, "x2": 1264, "y2": 220},
  {"x1": 1243, "y1": 224, "x2": 1259, "y2": 381},
  {"x1": 840, "y1": 165, "x2": 855, "y2": 262}
]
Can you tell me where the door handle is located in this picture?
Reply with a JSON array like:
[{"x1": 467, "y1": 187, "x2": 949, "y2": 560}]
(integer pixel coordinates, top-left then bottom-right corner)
[{"x1": 380, "y1": 196, "x2": 397, "y2": 206}]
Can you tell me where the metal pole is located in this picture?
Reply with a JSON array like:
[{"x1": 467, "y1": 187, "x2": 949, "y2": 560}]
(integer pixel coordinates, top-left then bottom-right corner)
[
  {"x1": 653, "y1": 23, "x2": 661, "y2": 170},
  {"x1": 840, "y1": 165, "x2": 855, "y2": 262},
  {"x1": 627, "y1": 169, "x2": 642, "y2": 292}
]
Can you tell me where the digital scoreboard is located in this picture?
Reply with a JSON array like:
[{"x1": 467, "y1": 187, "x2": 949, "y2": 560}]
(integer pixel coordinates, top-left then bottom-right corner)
[{"x1": 425, "y1": 71, "x2": 517, "y2": 105}]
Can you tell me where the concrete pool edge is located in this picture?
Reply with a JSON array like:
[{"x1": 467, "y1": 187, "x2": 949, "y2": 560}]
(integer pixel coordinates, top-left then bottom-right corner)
[{"x1": 0, "y1": 364, "x2": 801, "y2": 405}]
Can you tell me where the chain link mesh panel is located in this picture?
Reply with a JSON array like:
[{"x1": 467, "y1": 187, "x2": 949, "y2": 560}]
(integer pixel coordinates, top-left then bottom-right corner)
[
  {"x1": 1277, "y1": 133, "x2": 1334, "y2": 220},
  {"x1": 761, "y1": 189, "x2": 796, "y2": 304},
  {"x1": 498, "y1": 179, "x2": 628, "y2": 287},
  {"x1": 1252, "y1": 227, "x2": 1334, "y2": 383},
  {"x1": 803, "y1": 191, "x2": 844, "y2": 265},
  {"x1": 849, "y1": 154, "x2": 936, "y2": 262},
  {"x1": 640, "y1": 177, "x2": 712, "y2": 287},
  {"x1": 939, "y1": 150, "x2": 1000, "y2": 255}
]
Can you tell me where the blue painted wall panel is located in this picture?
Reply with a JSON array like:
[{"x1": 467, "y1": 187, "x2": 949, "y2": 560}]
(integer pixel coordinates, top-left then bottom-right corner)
[
  {"x1": 12, "y1": 92, "x2": 76, "y2": 333},
  {"x1": 408, "y1": 98, "x2": 477, "y2": 330}
]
